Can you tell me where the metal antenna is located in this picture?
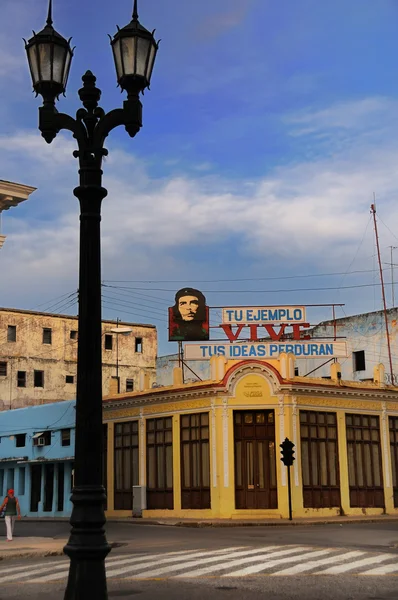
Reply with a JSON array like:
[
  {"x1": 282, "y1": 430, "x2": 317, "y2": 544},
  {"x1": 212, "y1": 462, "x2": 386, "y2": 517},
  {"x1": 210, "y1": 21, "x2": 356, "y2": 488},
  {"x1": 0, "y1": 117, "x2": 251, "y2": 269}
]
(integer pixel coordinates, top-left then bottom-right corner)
[
  {"x1": 46, "y1": 0, "x2": 53, "y2": 26},
  {"x1": 132, "y1": 0, "x2": 139, "y2": 21}
]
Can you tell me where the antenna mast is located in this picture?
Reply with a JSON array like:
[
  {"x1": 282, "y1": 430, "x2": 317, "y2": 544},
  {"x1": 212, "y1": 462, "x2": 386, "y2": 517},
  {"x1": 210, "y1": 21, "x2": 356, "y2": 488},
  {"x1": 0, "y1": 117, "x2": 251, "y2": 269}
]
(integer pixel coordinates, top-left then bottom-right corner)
[{"x1": 371, "y1": 199, "x2": 394, "y2": 383}]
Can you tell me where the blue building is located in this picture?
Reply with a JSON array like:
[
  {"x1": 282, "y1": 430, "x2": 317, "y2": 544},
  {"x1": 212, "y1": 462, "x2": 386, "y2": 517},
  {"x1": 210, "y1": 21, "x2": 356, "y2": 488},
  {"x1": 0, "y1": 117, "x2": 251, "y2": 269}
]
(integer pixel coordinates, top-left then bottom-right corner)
[{"x1": 0, "y1": 400, "x2": 75, "y2": 516}]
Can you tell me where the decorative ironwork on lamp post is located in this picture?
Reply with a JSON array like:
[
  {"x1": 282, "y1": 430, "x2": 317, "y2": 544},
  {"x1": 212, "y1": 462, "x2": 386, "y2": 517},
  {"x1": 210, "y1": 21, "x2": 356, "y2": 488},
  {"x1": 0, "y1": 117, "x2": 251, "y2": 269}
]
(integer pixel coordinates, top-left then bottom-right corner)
[{"x1": 24, "y1": 1, "x2": 159, "y2": 598}]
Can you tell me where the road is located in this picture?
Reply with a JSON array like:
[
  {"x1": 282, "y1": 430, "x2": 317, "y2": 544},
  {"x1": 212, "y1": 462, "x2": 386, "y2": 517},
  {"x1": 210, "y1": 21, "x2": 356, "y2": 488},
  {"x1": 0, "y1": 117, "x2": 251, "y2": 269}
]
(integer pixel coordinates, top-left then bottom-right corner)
[{"x1": 1, "y1": 521, "x2": 398, "y2": 599}]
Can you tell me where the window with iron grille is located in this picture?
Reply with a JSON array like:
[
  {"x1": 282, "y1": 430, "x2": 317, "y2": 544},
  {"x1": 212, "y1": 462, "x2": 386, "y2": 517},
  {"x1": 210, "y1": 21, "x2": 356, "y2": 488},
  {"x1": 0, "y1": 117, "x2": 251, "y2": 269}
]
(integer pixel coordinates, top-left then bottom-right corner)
[
  {"x1": 353, "y1": 350, "x2": 366, "y2": 372},
  {"x1": 147, "y1": 417, "x2": 173, "y2": 510},
  {"x1": 300, "y1": 410, "x2": 340, "y2": 508},
  {"x1": 346, "y1": 413, "x2": 384, "y2": 508},
  {"x1": 0, "y1": 362, "x2": 7, "y2": 377},
  {"x1": 103, "y1": 424, "x2": 108, "y2": 509},
  {"x1": 7, "y1": 325, "x2": 16, "y2": 342},
  {"x1": 180, "y1": 413, "x2": 210, "y2": 510},
  {"x1": 389, "y1": 417, "x2": 398, "y2": 508},
  {"x1": 61, "y1": 429, "x2": 71, "y2": 446},
  {"x1": 17, "y1": 371, "x2": 26, "y2": 388},
  {"x1": 114, "y1": 421, "x2": 139, "y2": 510},
  {"x1": 15, "y1": 434, "x2": 26, "y2": 448},
  {"x1": 42, "y1": 328, "x2": 52, "y2": 345},
  {"x1": 34, "y1": 370, "x2": 44, "y2": 387}
]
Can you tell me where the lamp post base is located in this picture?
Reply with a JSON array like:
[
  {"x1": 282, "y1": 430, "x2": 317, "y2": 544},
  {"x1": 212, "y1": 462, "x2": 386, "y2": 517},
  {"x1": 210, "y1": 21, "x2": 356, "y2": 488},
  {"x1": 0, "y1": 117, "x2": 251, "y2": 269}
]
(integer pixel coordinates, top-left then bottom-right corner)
[{"x1": 63, "y1": 486, "x2": 110, "y2": 600}]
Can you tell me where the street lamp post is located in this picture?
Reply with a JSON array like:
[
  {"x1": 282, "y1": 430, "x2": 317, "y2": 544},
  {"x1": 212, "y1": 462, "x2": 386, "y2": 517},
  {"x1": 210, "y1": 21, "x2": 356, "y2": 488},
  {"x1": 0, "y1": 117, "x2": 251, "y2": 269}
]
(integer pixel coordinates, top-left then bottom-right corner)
[{"x1": 24, "y1": 2, "x2": 159, "y2": 598}]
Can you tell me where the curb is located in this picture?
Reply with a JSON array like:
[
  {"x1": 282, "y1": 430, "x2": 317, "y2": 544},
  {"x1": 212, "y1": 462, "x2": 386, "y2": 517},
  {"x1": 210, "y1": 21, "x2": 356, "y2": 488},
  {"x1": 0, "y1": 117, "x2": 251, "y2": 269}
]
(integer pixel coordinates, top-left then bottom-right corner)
[
  {"x1": 0, "y1": 548, "x2": 65, "y2": 561},
  {"x1": 0, "y1": 540, "x2": 128, "y2": 561},
  {"x1": 139, "y1": 517, "x2": 398, "y2": 528}
]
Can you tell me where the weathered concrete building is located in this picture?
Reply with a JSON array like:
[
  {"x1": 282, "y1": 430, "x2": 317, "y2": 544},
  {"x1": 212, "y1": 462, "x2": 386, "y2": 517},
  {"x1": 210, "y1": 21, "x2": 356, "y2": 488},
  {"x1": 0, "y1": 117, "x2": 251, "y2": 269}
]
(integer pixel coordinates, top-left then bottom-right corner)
[
  {"x1": 0, "y1": 308, "x2": 157, "y2": 410},
  {"x1": 300, "y1": 307, "x2": 398, "y2": 384}
]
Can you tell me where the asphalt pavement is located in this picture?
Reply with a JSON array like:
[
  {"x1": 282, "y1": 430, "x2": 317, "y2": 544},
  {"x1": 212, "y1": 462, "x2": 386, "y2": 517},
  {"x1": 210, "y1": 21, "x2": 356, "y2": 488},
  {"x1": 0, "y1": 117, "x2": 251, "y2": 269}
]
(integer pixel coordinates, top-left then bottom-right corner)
[
  {"x1": 1, "y1": 521, "x2": 398, "y2": 599},
  {"x1": 4, "y1": 519, "x2": 398, "y2": 553}
]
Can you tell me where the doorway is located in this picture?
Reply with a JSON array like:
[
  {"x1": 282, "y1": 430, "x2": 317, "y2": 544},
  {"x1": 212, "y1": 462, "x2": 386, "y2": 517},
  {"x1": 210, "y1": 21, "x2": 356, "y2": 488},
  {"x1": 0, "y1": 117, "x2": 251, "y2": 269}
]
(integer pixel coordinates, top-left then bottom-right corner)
[
  {"x1": 30, "y1": 465, "x2": 41, "y2": 512},
  {"x1": 234, "y1": 410, "x2": 277, "y2": 509}
]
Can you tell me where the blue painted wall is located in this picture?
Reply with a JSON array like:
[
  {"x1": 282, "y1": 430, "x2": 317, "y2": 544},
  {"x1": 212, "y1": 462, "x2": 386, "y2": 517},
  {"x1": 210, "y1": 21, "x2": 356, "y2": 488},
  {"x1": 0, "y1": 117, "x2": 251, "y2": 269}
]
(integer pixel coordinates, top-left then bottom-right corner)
[{"x1": 0, "y1": 400, "x2": 75, "y2": 517}]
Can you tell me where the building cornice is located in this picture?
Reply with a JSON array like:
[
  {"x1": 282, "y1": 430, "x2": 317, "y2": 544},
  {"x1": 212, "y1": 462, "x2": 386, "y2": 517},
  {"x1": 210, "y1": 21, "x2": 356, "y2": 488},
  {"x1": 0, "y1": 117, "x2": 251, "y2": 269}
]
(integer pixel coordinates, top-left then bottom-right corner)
[
  {"x1": 103, "y1": 359, "x2": 398, "y2": 412},
  {"x1": 0, "y1": 180, "x2": 36, "y2": 211}
]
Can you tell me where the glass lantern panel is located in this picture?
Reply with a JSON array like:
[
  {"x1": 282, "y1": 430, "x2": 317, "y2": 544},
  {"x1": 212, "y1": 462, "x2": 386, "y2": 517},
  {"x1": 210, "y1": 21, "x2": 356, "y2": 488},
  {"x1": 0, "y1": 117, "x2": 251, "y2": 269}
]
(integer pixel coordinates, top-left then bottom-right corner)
[
  {"x1": 135, "y1": 36, "x2": 151, "y2": 78},
  {"x1": 63, "y1": 49, "x2": 72, "y2": 87},
  {"x1": 121, "y1": 37, "x2": 136, "y2": 76},
  {"x1": 28, "y1": 45, "x2": 40, "y2": 84},
  {"x1": 53, "y1": 44, "x2": 67, "y2": 85},
  {"x1": 146, "y1": 43, "x2": 156, "y2": 82},
  {"x1": 112, "y1": 39, "x2": 123, "y2": 80},
  {"x1": 38, "y1": 43, "x2": 53, "y2": 81}
]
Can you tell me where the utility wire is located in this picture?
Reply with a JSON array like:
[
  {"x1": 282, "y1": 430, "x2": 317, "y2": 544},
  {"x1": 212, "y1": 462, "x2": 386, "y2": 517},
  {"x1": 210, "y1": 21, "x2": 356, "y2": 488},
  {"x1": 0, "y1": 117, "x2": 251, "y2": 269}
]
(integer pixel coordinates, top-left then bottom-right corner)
[
  {"x1": 102, "y1": 268, "x2": 378, "y2": 284},
  {"x1": 100, "y1": 282, "x2": 394, "y2": 294}
]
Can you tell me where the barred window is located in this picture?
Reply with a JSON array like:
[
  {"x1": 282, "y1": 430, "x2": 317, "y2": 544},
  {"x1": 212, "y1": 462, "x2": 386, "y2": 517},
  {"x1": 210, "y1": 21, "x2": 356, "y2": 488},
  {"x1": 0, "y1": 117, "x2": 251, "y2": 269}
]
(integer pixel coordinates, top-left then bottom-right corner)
[
  {"x1": 147, "y1": 417, "x2": 173, "y2": 509},
  {"x1": 300, "y1": 411, "x2": 340, "y2": 508},
  {"x1": 181, "y1": 413, "x2": 210, "y2": 510},
  {"x1": 114, "y1": 421, "x2": 139, "y2": 510},
  {"x1": 346, "y1": 414, "x2": 384, "y2": 508}
]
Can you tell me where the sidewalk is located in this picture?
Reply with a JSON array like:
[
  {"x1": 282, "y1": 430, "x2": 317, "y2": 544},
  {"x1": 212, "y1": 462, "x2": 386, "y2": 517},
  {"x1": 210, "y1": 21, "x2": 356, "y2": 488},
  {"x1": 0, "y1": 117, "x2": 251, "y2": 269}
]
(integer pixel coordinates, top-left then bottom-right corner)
[{"x1": 0, "y1": 537, "x2": 66, "y2": 560}]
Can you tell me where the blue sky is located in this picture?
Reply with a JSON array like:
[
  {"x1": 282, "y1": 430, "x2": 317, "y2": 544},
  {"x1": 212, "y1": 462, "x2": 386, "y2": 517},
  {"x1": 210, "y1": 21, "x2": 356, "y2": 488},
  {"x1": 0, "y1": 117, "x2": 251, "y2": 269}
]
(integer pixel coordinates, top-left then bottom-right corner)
[{"x1": 2, "y1": 0, "x2": 398, "y2": 355}]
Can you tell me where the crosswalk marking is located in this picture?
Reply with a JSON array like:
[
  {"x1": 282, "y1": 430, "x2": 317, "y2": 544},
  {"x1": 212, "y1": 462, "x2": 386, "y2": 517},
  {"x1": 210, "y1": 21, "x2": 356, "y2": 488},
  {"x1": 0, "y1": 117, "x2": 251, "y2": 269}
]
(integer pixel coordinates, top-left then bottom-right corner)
[
  {"x1": 0, "y1": 561, "x2": 69, "y2": 583},
  {"x1": 270, "y1": 551, "x2": 364, "y2": 576},
  {"x1": 103, "y1": 547, "x2": 244, "y2": 580},
  {"x1": 141, "y1": 546, "x2": 287, "y2": 578},
  {"x1": 315, "y1": 553, "x2": 397, "y2": 574},
  {"x1": 3, "y1": 545, "x2": 398, "y2": 583},
  {"x1": 29, "y1": 547, "x2": 244, "y2": 583},
  {"x1": 228, "y1": 549, "x2": 334, "y2": 577},
  {"x1": 363, "y1": 563, "x2": 398, "y2": 575},
  {"x1": 0, "y1": 559, "x2": 68, "y2": 576},
  {"x1": 175, "y1": 546, "x2": 308, "y2": 578}
]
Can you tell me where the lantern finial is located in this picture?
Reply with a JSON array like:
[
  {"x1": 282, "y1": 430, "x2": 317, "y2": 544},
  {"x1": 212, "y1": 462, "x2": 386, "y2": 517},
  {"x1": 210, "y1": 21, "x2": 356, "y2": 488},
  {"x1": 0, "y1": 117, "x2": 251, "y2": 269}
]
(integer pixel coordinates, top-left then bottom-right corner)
[
  {"x1": 46, "y1": 0, "x2": 53, "y2": 27},
  {"x1": 132, "y1": 0, "x2": 138, "y2": 21}
]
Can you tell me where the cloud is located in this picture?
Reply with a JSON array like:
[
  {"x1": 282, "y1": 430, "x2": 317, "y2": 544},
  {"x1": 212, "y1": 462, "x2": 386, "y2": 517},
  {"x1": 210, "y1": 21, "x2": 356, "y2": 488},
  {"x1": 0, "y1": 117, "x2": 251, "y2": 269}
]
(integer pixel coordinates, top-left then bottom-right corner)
[
  {"x1": 195, "y1": 0, "x2": 255, "y2": 40},
  {"x1": 2, "y1": 96, "x2": 398, "y2": 324},
  {"x1": 285, "y1": 97, "x2": 398, "y2": 136}
]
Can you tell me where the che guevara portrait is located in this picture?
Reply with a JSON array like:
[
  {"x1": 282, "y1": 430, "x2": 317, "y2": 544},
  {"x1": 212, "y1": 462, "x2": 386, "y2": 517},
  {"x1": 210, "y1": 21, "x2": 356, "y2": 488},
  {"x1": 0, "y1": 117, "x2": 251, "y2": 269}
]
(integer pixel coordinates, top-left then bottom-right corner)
[{"x1": 168, "y1": 287, "x2": 209, "y2": 342}]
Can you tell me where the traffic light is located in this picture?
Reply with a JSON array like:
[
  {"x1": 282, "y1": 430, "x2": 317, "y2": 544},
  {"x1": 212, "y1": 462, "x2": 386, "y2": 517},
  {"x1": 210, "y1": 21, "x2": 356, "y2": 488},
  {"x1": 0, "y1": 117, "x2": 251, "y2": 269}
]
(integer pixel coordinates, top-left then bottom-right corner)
[{"x1": 280, "y1": 437, "x2": 295, "y2": 467}]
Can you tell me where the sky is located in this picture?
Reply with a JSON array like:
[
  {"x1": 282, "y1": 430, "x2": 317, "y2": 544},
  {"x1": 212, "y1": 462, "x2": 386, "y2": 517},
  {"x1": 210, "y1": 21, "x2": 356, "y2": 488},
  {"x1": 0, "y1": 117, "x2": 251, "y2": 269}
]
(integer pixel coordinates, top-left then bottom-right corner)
[{"x1": 2, "y1": 0, "x2": 398, "y2": 356}]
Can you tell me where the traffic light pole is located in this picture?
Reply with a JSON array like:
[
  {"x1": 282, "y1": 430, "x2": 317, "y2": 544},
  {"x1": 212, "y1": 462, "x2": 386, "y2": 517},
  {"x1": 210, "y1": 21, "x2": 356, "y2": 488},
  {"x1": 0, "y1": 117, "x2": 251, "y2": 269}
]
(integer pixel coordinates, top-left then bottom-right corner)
[
  {"x1": 287, "y1": 464, "x2": 292, "y2": 521},
  {"x1": 280, "y1": 437, "x2": 295, "y2": 521}
]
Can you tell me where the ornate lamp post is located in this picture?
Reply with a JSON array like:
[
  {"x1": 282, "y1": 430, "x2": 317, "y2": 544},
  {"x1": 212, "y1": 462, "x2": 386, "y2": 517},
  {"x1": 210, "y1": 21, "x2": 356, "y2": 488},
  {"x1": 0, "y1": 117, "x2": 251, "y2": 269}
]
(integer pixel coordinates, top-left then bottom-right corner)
[{"x1": 24, "y1": 2, "x2": 159, "y2": 598}]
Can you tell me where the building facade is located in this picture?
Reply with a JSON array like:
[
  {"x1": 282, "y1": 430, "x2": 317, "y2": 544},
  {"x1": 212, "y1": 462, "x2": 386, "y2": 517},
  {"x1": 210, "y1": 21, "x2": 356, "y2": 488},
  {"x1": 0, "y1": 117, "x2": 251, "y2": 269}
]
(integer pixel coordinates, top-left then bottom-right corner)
[
  {"x1": 0, "y1": 400, "x2": 75, "y2": 517},
  {"x1": 0, "y1": 308, "x2": 157, "y2": 410},
  {"x1": 301, "y1": 307, "x2": 398, "y2": 384},
  {"x1": 103, "y1": 355, "x2": 398, "y2": 520}
]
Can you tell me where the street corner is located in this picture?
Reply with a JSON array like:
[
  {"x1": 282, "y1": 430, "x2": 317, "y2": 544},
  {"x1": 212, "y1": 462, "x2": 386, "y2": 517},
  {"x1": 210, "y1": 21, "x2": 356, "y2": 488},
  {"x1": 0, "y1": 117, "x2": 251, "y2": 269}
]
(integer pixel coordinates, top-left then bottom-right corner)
[{"x1": 0, "y1": 538, "x2": 66, "y2": 561}]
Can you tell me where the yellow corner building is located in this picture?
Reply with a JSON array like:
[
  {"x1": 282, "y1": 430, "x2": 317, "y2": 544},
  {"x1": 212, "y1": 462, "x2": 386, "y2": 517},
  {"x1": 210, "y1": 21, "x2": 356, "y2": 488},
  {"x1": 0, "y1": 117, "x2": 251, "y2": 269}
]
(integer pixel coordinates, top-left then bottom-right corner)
[{"x1": 103, "y1": 354, "x2": 398, "y2": 520}]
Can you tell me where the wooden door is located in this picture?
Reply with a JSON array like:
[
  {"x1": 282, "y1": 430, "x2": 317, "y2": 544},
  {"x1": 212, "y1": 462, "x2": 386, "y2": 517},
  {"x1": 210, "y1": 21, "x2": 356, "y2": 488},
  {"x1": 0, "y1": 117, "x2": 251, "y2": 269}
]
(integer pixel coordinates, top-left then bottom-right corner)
[{"x1": 234, "y1": 411, "x2": 277, "y2": 510}]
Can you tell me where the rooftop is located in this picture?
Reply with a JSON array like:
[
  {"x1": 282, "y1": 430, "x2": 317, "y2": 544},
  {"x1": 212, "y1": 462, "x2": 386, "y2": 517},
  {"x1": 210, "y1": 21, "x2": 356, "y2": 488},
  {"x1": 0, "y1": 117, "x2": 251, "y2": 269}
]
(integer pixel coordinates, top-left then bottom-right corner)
[{"x1": 0, "y1": 306, "x2": 156, "y2": 329}]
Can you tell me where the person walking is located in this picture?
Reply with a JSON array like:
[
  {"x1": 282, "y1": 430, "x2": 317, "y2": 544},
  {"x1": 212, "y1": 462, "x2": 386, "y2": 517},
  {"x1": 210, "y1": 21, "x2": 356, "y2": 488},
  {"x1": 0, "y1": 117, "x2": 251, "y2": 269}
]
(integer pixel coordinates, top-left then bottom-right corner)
[{"x1": 0, "y1": 489, "x2": 21, "y2": 541}]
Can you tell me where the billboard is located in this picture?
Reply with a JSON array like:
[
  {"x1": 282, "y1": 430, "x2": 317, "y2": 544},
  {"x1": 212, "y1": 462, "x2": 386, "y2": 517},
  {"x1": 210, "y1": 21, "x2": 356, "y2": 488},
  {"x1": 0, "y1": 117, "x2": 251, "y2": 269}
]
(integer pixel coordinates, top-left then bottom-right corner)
[
  {"x1": 222, "y1": 306, "x2": 307, "y2": 324},
  {"x1": 169, "y1": 287, "x2": 209, "y2": 342},
  {"x1": 184, "y1": 341, "x2": 348, "y2": 360}
]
